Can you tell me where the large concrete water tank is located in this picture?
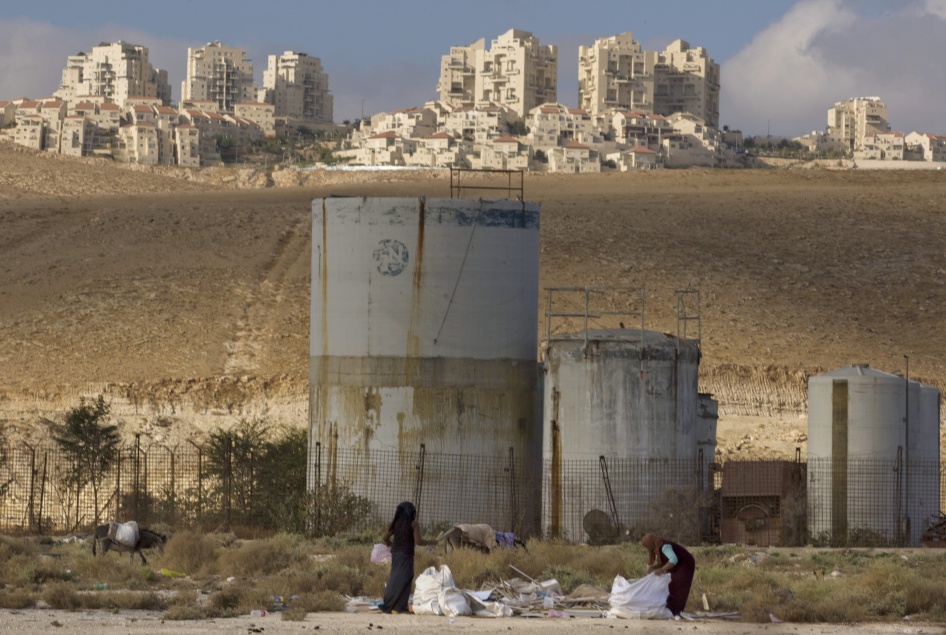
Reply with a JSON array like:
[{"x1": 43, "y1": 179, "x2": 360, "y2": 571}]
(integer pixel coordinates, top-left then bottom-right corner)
[
  {"x1": 807, "y1": 364, "x2": 941, "y2": 546},
  {"x1": 541, "y1": 329, "x2": 709, "y2": 541},
  {"x1": 309, "y1": 197, "x2": 541, "y2": 532}
]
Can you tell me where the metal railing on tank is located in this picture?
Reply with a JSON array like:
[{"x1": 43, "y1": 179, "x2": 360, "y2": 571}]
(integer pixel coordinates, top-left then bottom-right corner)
[
  {"x1": 449, "y1": 167, "x2": 524, "y2": 199},
  {"x1": 544, "y1": 286, "x2": 646, "y2": 348}
]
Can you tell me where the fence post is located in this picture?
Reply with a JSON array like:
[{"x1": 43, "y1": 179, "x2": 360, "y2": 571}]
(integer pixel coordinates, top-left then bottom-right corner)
[
  {"x1": 187, "y1": 440, "x2": 203, "y2": 520},
  {"x1": 507, "y1": 447, "x2": 517, "y2": 535},
  {"x1": 133, "y1": 434, "x2": 141, "y2": 521},
  {"x1": 24, "y1": 443, "x2": 36, "y2": 533},
  {"x1": 414, "y1": 444, "x2": 426, "y2": 512},
  {"x1": 225, "y1": 435, "x2": 232, "y2": 531}
]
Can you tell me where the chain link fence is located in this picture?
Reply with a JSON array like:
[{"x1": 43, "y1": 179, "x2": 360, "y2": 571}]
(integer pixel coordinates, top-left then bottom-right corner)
[{"x1": 0, "y1": 440, "x2": 943, "y2": 547}]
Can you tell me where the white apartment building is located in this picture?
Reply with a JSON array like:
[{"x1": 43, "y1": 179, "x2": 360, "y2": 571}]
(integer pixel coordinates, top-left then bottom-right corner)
[
  {"x1": 175, "y1": 125, "x2": 202, "y2": 168},
  {"x1": 474, "y1": 136, "x2": 530, "y2": 171},
  {"x1": 362, "y1": 107, "x2": 438, "y2": 140},
  {"x1": 234, "y1": 102, "x2": 276, "y2": 136},
  {"x1": 0, "y1": 100, "x2": 14, "y2": 127},
  {"x1": 610, "y1": 110, "x2": 671, "y2": 147},
  {"x1": 14, "y1": 115, "x2": 45, "y2": 150},
  {"x1": 260, "y1": 51, "x2": 332, "y2": 125},
  {"x1": 526, "y1": 103, "x2": 595, "y2": 150},
  {"x1": 548, "y1": 141, "x2": 600, "y2": 173},
  {"x1": 579, "y1": 33, "x2": 719, "y2": 127},
  {"x1": 60, "y1": 116, "x2": 95, "y2": 157},
  {"x1": 181, "y1": 42, "x2": 255, "y2": 114},
  {"x1": 441, "y1": 104, "x2": 518, "y2": 144},
  {"x1": 828, "y1": 97, "x2": 890, "y2": 152},
  {"x1": 437, "y1": 29, "x2": 557, "y2": 118},
  {"x1": 606, "y1": 145, "x2": 658, "y2": 171},
  {"x1": 54, "y1": 42, "x2": 171, "y2": 108},
  {"x1": 578, "y1": 32, "x2": 657, "y2": 117},
  {"x1": 905, "y1": 132, "x2": 946, "y2": 162},
  {"x1": 856, "y1": 130, "x2": 904, "y2": 161}
]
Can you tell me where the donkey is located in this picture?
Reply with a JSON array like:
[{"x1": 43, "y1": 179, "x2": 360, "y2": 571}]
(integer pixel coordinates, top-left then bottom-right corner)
[{"x1": 92, "y1": 522, "x2": 167, "y2": 565}]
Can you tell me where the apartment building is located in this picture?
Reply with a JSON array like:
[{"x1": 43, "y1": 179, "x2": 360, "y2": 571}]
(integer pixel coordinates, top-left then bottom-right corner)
[
  {"x1": 437, "y1": 29, "x2": 557, "y2": 118},
  {"x1": 362, "y1": 107, "x2": 437, "y2": 140},
  {"x1": 54, "y1": 42, "x2": 171, "y2": 108},
  {"x1": 610, "y1": 110, "x2": 671, "y2": 147},
  {"x1": 259, "y1": 51, "x2": 332, "y2": 125},
  {"x1": 0, "y1": 100, "x2": 14, "y2": 127},
  {"x1": 440, "y1": 104, "x2": 518, "y2": 144},
  {"x1": 579, "y1": 33, "x2": 719, "y2": 127},
  {"x1": 60, "y1": 116, "x2": 95, "y2": 157},
  {"x1": 856, "y1": 130, "x2": 904, "y2": 161},
  {"x1": 526, "y1": 102, "x2": 595, "y2": 150},
  {"x1": 578, "y1": 32, "x2": 657, "y2": 117},
  {"x1": 181, "y1": 42, "x2": 255, "y2": 114},
  {"x1": 234, "y1": 102, "x2": 275, "y2": 136},
  {"x1": 14, "y1": 115, "x2": 46, "y2": 150},
  {"x1": 175, "y1": 125, "x2": 202, "y2": 168},
  {"x1": 905, "y1": 132, "x2": 946, "y2": 162},
  {"x1": 548, "y1": 141, "x2": 600, "y2": 173},
  {"x1": 606, "y1": 145, "x2": 659, "y2": 170},
  {"x1": 405, "y1": 132, "x2": 469, "y2": 168},
  {"x1": 827, "y1": 97, "x2": 890, "y2": 152},
  {"x1": 474, "y1": 136, "x2": 530, "y2": 170}
]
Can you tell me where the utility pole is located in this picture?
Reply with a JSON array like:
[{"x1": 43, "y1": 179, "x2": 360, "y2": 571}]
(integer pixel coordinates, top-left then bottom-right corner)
[{"x1": 904, "y1": 355, "x2": 910, "y2": 545}]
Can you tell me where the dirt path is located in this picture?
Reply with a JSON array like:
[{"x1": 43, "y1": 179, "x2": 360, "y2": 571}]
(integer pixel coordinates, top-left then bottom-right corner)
[{"x1": 0, "y1": 609, "x2": 933, "y2": 635}]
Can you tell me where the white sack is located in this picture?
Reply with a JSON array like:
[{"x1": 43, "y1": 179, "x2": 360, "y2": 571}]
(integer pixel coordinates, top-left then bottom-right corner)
[
  {"x1": 439, "y1": 587, "x2": 472, "y2": 617},
  {"x1": 411, "y1": 565, "x2": 457, "y2": 616},
  {"x1": 108, "y1": 521, "x2": 140, "y2": 548},
  {"x1": 607, "y1": 573, "x2": 673, "y2": 620}
]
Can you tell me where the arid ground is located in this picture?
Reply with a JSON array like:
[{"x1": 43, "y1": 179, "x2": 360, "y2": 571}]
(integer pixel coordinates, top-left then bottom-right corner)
[{"x1": 1, "y1": 140, "x2": 945, "y2": 459}]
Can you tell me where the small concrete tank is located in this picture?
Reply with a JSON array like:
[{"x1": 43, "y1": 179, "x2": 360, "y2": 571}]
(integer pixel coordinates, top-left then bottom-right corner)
[
  {"x1": 541, "y1": 329, "x2": 710, "y2": 541},
  {"x1": 807, "y1": 364, "x2": 941, "y2": 546},
  {"x1": 310, "y1": 197, "x2": 541, "y2": 533}
]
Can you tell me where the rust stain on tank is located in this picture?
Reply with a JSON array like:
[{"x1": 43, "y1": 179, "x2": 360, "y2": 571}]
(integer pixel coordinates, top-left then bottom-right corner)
[
  {"x1": 405, "y1": 197, "x2": 425, "y2": 369},
  {"x1": 550, "y1": 387, "x2": 563, "y2": 538},
  {"x1": 313, "y1": 200, "x2": 331, "y2": 449}
]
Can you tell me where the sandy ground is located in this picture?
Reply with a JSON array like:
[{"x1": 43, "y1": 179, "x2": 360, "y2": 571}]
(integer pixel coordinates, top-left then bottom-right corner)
[{"x1": 0, "y1": 609, "x2": 940, "y2": 635}]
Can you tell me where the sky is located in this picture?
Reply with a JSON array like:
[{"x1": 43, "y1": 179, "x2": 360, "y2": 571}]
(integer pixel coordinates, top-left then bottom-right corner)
[{"x1": 1, "y1": 0, "x2": 944, "y2": 137}]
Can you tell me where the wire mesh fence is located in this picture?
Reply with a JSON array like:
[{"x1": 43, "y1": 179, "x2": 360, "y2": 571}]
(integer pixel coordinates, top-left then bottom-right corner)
[{"x1": 0, "y1": 440, "x2": 943, "y2": 547}]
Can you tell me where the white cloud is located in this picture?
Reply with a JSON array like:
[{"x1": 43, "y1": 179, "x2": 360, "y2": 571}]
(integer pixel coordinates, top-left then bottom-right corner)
[{"x1": 721, "y1": 0, "x2": 946, "y2": 136}]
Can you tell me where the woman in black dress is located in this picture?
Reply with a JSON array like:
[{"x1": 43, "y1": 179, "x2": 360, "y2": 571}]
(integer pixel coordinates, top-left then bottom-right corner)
[
  {"x1": 379, "y1": 501, "x2": 435, "y2": 614},
  {"x1": 642, "y1": 533, "x2": 696, "y2": 616}
]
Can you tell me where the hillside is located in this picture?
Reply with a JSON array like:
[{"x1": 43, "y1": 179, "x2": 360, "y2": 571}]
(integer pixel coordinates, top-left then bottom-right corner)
[{"x1": 1, "y1": 140, "x2": 945, "y2": 459}]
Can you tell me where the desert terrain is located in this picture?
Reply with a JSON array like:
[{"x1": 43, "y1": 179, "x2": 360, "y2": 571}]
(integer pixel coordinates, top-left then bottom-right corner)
[{"x1": 1, "y1": 140, "x2": 945, "y2": 460}]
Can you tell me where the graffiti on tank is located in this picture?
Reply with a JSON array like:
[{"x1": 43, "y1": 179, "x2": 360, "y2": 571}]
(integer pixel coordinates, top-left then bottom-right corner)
[{"x1": 373, "y1": 239, "x2": 409, "y2": 276}]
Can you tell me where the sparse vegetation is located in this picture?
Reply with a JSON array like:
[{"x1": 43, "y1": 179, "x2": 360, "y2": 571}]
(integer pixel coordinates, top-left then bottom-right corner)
[{"x1": 0, "y1": 531, "x2": 941, "y2": 624}]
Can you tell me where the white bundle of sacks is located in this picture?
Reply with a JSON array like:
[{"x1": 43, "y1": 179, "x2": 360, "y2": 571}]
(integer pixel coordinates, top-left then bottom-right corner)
[{"x1": 411, "y1": 565, "x2": 511, "y2": 618}]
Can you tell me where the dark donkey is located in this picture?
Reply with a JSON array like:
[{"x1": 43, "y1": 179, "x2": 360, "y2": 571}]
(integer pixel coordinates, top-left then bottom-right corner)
[{"x1": 92, "y1": 523, "x2": 167, "y2": 565}]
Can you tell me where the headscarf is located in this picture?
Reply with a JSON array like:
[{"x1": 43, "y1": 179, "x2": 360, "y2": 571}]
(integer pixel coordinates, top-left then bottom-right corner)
[{"x1": 390, "y1": 501, "x2": 417, "y2": 531}]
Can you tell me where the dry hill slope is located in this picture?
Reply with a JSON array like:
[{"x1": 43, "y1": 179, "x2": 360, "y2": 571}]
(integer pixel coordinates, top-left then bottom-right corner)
[{"x1": 1, "y1": 143, "x2": 944, "y2": 457}]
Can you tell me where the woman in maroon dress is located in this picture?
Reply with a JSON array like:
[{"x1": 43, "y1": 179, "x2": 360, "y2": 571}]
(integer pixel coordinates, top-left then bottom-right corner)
[{"x1": 642, "y1": 533, "x2": 695, "y2": 616}]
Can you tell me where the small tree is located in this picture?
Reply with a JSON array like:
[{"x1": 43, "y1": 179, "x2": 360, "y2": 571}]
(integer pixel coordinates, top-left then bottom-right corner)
[{"x1": 53, "y1": 396, "x2": 121, "y2": 527}]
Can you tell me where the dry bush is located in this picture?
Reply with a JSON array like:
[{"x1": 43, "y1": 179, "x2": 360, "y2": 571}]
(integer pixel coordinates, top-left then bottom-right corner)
[
  {"x1": 164, "y1": 594, "x2": 234, "y2": 620},
  {"x1": 295, "y1": 590, "x2": 345, "y2": 612},
  {"x1": 281, "y1": 606, "x2": 308, "y2": 620},
  {"x1": 222, "y1": 533, "x2": 310, "y2": 577},
  {"x1": 160, "y1": 530, "x2": 221, "y2": 577},
  {"x1": 0, "y1": 588, "x2": 37, "y2": 608},
  {"x1": 81, "y1": 591, "x2": 169, "y2": 611},
  {"x1": 42, "y1": 582, "x2": 81, "y2": 610}
]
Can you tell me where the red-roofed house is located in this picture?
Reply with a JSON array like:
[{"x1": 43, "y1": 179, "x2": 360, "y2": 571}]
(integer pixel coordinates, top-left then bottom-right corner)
[
  {"x1": 606, "y1": 145, "x2": 658, "y2": 171},
  {"x1": 905, "y1": 132, "x2": 946, "y2": 163},
  {"x1": 475, "y1": 135, "x2": 529, "y2": 170},
  {"x1": 0, "y1": 100, "x2": 14, "y2": 127},
  {"x1": 856, "y1": 130, "x2": 905, "y2": 161},
  {"x1": 548, "y1": 141, "x2": 600, "y2": 173},
  {"x1": 527, "y1": 102, "x2": 595, "y2": 149}
]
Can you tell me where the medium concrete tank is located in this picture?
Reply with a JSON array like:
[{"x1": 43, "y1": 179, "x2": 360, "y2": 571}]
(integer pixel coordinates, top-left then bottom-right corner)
[
  {"x1": 807, "y1": 364, "x2": 941, "y2": 546},
  {"x1": 541, "y1": 329, "x2": 709, "y2": 541},
  {"x1": 309, "y1": 197, "x2": 541, "y2": 533}
]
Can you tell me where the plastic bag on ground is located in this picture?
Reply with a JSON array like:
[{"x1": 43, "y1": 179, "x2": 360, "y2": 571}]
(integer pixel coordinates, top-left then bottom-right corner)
[
  {"x1": 370, "y1": 543, "x2": 391, "y2": 563},
  {"x1": 607, "y1": 573, "x2": 673, "y2": 620}
]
